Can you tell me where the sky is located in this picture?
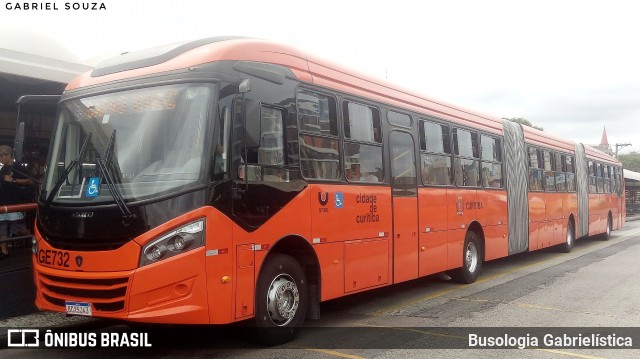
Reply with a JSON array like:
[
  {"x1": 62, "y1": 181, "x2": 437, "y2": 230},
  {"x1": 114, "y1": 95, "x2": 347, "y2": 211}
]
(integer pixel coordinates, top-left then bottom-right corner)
[{"x1": 2, "y1": 0, "x2": 639, "y2": 154}]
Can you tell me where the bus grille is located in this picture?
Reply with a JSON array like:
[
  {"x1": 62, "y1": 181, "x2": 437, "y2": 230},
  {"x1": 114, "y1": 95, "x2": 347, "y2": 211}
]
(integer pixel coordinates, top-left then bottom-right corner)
[{"x1": 38, "y1": 273, "x2": 129, "y2": 313}]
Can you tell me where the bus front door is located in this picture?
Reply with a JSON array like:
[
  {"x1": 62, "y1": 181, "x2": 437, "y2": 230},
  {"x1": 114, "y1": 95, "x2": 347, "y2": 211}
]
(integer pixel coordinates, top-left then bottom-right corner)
[{"x1": 389, "y1": 131, "x2": 419, "y2": 283}]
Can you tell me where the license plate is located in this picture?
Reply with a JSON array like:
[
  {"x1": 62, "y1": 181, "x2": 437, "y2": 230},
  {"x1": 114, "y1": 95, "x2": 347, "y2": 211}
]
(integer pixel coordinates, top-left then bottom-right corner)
[{"x1": 65, "y1": 301, "x2": 93, "y2": 316}]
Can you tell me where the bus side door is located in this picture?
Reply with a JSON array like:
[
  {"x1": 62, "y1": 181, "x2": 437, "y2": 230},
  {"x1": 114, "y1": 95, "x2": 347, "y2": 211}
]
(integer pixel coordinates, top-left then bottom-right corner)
[{"x1": 389, "y1": 131, "x2": 419, "y2": 283}]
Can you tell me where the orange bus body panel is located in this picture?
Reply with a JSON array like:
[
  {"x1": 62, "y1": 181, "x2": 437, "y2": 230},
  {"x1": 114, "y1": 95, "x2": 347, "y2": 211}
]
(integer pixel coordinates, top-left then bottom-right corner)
[
  {"x1": 392, "y1": 196, "x2": 420, "y2": 284},
  {"x1": 418, "y1": 188, "x2": 448, "y2": 276},
  {"x1": 477, "y1": 190, "x2": 509, "y2": 261}
]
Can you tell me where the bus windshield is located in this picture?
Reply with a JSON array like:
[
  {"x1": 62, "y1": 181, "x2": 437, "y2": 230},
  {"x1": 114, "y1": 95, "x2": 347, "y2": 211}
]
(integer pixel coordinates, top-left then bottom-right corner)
[{"x1": 44, "y1": 84, "x2": 213, "y2": 204}]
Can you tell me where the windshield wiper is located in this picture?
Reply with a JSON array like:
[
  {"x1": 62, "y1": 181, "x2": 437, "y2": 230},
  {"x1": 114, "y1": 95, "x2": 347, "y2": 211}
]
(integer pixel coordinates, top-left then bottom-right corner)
[
  {"x1": 99, "y1": 129, "x2": 116, "y2": 184},
  {"x1": 96, "y1": 130, "x2": 135, "y2": 225},
  {"x1": 44, "y1": 133, "x2": 92, "y2": 208}
]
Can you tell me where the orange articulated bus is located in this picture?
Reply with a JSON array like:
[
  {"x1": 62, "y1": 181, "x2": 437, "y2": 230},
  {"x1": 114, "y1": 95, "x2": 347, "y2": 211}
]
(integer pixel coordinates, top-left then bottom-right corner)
[{"x1": 32, "y1": 37, "x2": 625, "y2": 344}]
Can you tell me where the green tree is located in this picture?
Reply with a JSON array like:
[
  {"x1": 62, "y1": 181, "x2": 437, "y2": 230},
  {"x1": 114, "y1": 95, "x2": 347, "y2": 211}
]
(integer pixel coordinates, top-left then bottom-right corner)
[
  {"x1": 503, "y1": 117, "x2": 544, "y2": 131},
  {"x1": 618, "y1": 151, "x2": 640, "y2": 172}
]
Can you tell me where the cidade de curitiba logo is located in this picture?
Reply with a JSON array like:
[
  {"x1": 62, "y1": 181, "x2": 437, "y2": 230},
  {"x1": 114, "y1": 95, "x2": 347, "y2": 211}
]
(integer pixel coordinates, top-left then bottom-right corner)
[{"x1": 6, "y1": 329, "x2": 152, "y2": 348}]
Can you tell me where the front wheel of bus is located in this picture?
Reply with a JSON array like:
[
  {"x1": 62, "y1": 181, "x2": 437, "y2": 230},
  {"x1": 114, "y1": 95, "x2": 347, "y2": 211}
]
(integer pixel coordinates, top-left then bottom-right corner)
[
  {"x1": 255, "y1": 254, "x2": 308, "y2": 345},
  {"x1": 449, "y1": 231, "x2": 482, "y2": 284}
]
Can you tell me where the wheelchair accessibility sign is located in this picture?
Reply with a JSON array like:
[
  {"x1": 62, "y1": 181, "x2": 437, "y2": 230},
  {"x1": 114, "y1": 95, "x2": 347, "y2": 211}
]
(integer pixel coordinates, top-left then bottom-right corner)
[{"x1": 86, "y1": 177, "x2": 100, "y2": 197}]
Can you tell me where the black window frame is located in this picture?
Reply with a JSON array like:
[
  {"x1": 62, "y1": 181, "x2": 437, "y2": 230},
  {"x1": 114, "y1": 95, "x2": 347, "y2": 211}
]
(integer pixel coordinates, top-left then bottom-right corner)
[
  {"x1": 342, "y1": 99, "x2": 384, "y2": 184},
  {"x1": 452, "y1": 127, "x2": 480, "y2": 188},
  {"x1": 387, "y1": 110, "x2": 412, "y2": 128},
  {"x1": 419, "y1": 118, "x2": 453, "y2": 186},
  {"x1": 528, "y1": 146, "x2": 543, "y2": 192},
  {"x1": 480, "y1": 134, "x2": 503, "y2": 189},
  {"x1": 296, "y1": 88, "x2": 341, "y2": 181}
]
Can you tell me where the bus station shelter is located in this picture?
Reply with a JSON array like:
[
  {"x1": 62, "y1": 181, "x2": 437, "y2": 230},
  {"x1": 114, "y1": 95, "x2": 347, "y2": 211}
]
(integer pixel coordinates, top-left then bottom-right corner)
[
  {"x1": 625, "y1": 169, "x2": 640, "y2": 216},
  {"x1": 0, "y1": 27, "x2": 91, "y2": 319},
  {"x1": 0, "y1": 27, "x2": 91, "y2": 160}
]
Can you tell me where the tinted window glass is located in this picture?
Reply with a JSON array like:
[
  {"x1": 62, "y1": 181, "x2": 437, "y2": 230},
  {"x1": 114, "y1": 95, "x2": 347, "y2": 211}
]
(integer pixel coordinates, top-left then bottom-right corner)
[
  {"x1": 481, "y1": 135, "x2": 501, "y2": 162},
  {"x1": 388, "y1": 111, "x2": 412, "y2": 127},
  {"x1": 258, "y1": 107, "x2": 284, "y2": 166},
  {"x1": 343, "y1": 102, "x2": 382, "y2": 143},
  {"x1": 454, "y1": 158, "x2": 479, "y2": 187},
  {"x1": 529, "y1": 147, "x2": 540, "y2": 168},
  {"x1": 481, "y1": 162, "x2": 502, "y2": 188},
  {"x1": 422, "y1": 154, "x2": 452, "y2": 185},
  {"x1": 297, "y1": 90, "x2": 337, "y2": 136},
  {"x1": 453, "y1": 128, "x2": 478, "y2": 158},
  {"x1": 344, "y1": 143, "x2": 383, "y2": 183},
  {"x1": 299, "y1": 134, "x2": 339, "y2": 180},
  {"x1": 421, "y1": 120, "x2": 450, "y2": 154},
  {"x1": 390, "y1": 132, "x2": 417, "y2": 196}
]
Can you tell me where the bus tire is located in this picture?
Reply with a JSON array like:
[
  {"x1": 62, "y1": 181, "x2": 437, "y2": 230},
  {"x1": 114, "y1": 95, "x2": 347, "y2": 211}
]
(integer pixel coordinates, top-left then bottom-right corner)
[
  {"x1": 561, "y1": 220, "x2": 575, "y2": 253},
  {"x1": 449, "y1": 231, "x2": 482, "y2": 284},
  {"x1": 254, "y1": 254, "x2": 307, "y2": 345},
  {"x1": 602, "y1": 214, "x2": 612, "y2": 241}
]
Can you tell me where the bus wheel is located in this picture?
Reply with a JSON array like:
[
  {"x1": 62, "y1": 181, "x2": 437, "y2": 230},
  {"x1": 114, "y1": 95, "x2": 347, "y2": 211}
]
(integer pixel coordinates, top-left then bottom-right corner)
[
  {"x1": 449, "y1": 231, "x2": 482, "y2": 284},
  {"x1": 602, "y1": 214, "x2": 612, "y2": 241},
  {"x1": 562, "y1": 220, "x2": 575, "y2": 253},
  {"x1": 254, "y1": 254, "x2": 307, "y2": 345}
]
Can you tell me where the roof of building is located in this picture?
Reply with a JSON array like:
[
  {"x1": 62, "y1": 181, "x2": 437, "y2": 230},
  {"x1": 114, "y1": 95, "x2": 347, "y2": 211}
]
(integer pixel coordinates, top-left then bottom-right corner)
[
  {"x1": 0, "y1": 26, "x2": 91, "y2": 83},
  {"x1": 625, "y1": 169, "x2": 640, "y2": 182}
]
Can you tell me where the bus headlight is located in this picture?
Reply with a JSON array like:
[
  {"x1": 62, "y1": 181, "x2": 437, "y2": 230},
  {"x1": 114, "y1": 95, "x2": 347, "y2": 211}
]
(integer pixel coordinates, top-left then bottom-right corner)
[{"x1": 139, "y1": 219, "x2": 205, "y2": 267}]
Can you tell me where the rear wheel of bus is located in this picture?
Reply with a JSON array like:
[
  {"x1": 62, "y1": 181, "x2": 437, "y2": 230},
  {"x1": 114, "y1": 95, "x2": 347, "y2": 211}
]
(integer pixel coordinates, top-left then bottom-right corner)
[
  {"x1": 561, "y1": 219, "x2": 575, "y2": 253},
  {"x1": 254, "y1": 253, "x2": 308, "y2": 345},
  {"x1": 449, "y1": 231, "x2": 482, "y2": 284}
]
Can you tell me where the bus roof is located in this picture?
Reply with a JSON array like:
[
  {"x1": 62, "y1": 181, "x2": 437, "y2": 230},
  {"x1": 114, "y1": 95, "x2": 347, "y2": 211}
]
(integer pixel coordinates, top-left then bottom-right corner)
[
  {"x1": 67, "y1": 37, "x2": 618, "y2": 164},
  {"x1": 68, "y1": 37, "x2": 505, "y2": 134}
]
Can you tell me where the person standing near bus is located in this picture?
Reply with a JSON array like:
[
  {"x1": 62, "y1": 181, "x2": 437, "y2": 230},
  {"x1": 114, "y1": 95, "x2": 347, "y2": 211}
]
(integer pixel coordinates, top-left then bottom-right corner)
[{"x1": 0, "y1": 145, "x2": 32, "y2": 258}]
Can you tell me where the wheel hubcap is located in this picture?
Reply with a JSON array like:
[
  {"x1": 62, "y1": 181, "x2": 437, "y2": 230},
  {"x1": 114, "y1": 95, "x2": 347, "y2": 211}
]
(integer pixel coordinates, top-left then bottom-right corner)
[
  {"x1": 465, "y1": 242, "x2": 478, "y2": 273},
  {"x1": 266, "y1": 274, "x2": 299, "y2": 326}
]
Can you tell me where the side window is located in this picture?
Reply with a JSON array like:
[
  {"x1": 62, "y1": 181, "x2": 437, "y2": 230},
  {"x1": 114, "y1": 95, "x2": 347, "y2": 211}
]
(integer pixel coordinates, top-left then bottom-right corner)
[
  {"x1": 211, "y1": 105, "x2": 230, "y2": 181},
  {"x1": 343, "y1": 101, "x2": 382, "y2": 143},
  {"x1": 588, "y1": 161, "x2": 597, "y2": 193},
  {"x1": 298, "y1": 90, "x2": 338, "y2": 136},
  {"x1": 480, "y1": 134, "x2": 503, "y2": 188},
  {"x1": 452, "y1": 128, "x2": 479, "y2": 187},
  {"x1": 419, "y1": 120, "x2": 452, "y2": 186},
  {"x1": 257, "y1": 106, "x2": 288, "y2": 182},
  {"x1": 543, "y1": 150, "x2": 556, "y2": 192},
  {"x1": 528, "y1": 147, "x2": 543, "y2": 191},
  {"x1": 555, "y1": 154, "x2": 567, "y2": 192},
  {"x1": 604, "y1": 165, "x2": 611, "y2": 193},
  {"x1": 343, "y1": 101, "x2": 383, "y2": 183},
  {"x1": 297, "y1": 90, "x2": 340, "y2": 180},
  {"x1": 596, "y1": 163, "x2": 604, "y2": 193},
  {"x1": 565, "y1": 156, "x2": 576, "y2": 192},
  {"x1": 390, "y1": 131, "x2": 417, "y2": 196},
  {"x1": 258, "y1": 106, "x2": 284, "y2": 166},
  {"x1": 453, "y1": 128, "x2": 479, "y2": 158},
  {"x1": 387, "y1": 110, "x2": 412, "y2": 127}
]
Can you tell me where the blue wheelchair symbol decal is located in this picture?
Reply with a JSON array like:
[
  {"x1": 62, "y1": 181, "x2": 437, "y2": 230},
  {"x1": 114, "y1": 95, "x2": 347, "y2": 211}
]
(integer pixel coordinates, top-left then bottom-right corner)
[
  {"x1": 86, "y1": 177, "x2": 100, "y2": 197},
  {"x1": 335, "y1": 192, "x2": 344, "y2": 208}
]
